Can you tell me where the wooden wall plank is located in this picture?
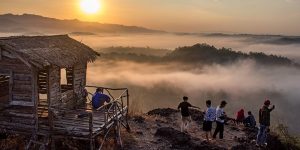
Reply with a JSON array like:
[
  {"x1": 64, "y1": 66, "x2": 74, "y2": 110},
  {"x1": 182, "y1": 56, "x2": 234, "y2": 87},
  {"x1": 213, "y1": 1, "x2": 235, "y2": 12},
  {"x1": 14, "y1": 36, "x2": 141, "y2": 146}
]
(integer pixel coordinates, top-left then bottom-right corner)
[
  {"x1": 72, "y1": 63, "x2": 87, "y2": 106},
  {"x1": 48, "y1": 66, "x2": 61, "y2": 107},
  {"x1": 1, "y1": 50, "x2": 16, "y2": 59},
  {"x1": 0, "y1": 57, "x2": 30, "y2": 71},
  {"x1": 9, "y1": 101, "x2": 34, "y2": 106}
]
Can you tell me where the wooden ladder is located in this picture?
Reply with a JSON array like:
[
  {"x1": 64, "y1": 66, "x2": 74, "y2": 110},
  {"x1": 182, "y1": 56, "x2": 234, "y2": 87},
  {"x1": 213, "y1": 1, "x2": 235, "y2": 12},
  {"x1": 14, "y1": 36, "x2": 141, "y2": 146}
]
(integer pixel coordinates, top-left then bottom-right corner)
[{"x1": 26, "y1": 132, "x2": 50, "y2": 150}]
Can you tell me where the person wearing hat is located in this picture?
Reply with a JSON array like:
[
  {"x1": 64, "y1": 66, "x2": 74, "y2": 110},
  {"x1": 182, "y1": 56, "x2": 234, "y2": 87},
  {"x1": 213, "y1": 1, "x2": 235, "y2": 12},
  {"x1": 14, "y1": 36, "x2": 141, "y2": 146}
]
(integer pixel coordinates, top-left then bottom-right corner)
[
  {"x1": 256, "y1": 99, "x2": 275, "y2": 147},
  {"x1": 213, "y1": 100, "x2": 227, "y2": 139}
]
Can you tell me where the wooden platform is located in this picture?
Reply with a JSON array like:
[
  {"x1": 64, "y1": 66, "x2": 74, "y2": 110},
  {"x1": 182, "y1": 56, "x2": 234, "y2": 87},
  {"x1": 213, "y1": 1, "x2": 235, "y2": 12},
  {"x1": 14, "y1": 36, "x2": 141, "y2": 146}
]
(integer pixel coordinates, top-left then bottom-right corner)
[
  {"x1": 0, "y1": 86, "x2": 130, "y2": 150},
  {"x1": 46, "y1": 105, "x2": 128, "y2": 139}
]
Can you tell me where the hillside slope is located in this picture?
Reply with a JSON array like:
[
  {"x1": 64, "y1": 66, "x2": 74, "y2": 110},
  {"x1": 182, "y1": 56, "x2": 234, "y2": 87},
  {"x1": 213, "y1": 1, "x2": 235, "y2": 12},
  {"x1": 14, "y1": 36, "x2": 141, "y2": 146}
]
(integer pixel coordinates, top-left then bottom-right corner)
[
  {"x1": 0, "y1": 14, "x2": 163, "y2": 34},
  {"x1": 0, "y1": 108, "x2": 298, "y2": 149},
  {"x1": 164, "y1": 43, "x2": 294, "y2": 66},
  {"x1": 122, "y1": 108, "x2": 298, "y2": 150}
]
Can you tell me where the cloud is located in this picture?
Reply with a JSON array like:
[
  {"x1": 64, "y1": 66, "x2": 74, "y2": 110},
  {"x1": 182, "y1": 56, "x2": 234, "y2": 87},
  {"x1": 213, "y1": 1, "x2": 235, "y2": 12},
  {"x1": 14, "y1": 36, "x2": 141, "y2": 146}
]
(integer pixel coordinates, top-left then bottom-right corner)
[{"x1": 86, "y1": 59, "x2": 300, "y2": 134}]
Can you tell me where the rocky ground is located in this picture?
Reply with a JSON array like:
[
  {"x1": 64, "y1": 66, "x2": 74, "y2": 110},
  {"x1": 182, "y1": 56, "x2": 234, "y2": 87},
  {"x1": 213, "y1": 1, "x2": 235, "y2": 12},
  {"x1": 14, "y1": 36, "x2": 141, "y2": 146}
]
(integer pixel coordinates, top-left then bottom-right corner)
[
  {"x1": 0, "y1": 108, "x2": 297, "y2": 150},
  {"x1": 122, "y1": 108, "x2": 295, "y2": 150}
]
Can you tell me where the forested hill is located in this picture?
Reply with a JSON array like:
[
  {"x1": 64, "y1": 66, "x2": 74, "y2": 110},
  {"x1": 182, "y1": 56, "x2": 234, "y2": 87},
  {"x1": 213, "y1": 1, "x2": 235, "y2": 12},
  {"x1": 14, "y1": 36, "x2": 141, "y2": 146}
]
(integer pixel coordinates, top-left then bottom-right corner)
[
  {"x1": 99, "y1": 44, "x2": 297, "y2": 66},
  {"x1": 164, "y1": 43, "x2": 294, "y2": 66},
  {"x1": 99, "y1": 46, "x2": 170, "y2": 57}
]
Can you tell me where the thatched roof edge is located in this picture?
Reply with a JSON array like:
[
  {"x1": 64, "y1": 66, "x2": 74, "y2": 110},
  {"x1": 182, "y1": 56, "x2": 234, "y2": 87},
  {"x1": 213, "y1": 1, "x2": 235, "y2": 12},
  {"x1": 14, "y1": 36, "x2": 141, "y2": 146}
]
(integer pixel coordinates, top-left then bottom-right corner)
[{"x1": 0, "y1": 35, "x2": 99, "y2": 68}]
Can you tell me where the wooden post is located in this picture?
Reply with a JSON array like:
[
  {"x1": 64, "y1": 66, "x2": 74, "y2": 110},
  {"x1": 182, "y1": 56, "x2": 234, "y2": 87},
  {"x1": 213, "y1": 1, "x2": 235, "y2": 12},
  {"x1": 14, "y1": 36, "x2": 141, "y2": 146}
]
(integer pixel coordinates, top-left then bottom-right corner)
[
  {"x1": 9, "y1": 71, "x2": 13, "y2": 102},
  {"x1": 32, "y1": 69, "x2": 39, "y2": 131},
  {"x1": 0, "y1": 47, "x2": 2, "y2": 61},
  {"x1": 89, "y1": 113, "x2": 94, "y2": 150},
  {"x1": 121, "y1": 96, "x2": 124, "y2": 112},
  {"x1": 113, "y1": 101, "x2": 115, "y2": 117},
  {"x1": 49, "y1": 109, "x2": 53, "y2": 129},
  {"x1": 125, "y1": 90, "x2": 130, "y2": 132},
  {"x1": 84, "y1": 63, "x2": 87, "y2": 87},
  {"x1": 117, "y1": 120, "x2": 122, "y2": 148},
  {"x1": 126, "y1": 90, "x2": 129, "y2": 114},
  {"x1": 46, "y1": 67, "x2": 50, "y2": 112},
  {"x1": 104, "y1": 109, "x2": 107, "y2": 124}
]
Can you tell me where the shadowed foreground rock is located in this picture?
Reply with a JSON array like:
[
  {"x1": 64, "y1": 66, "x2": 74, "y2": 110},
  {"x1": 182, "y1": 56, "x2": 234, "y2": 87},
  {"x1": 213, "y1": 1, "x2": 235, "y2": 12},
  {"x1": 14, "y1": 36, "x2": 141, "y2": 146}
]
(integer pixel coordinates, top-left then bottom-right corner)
[
  {"x1": 147, "y1": 108, "x2": 179, "y2": 117},
  {"x1": 132, "y1": 115, "x2": 145, "y2": 123},
  {"x1": 155, "y1": 127, "x2": 191, "y2": 145},
  {"x1": 155, "y1": 127, "x2": 226, "y2": 150},
  {"x1": 147, "y1": 108, "x2": 204, "y2": 122}
]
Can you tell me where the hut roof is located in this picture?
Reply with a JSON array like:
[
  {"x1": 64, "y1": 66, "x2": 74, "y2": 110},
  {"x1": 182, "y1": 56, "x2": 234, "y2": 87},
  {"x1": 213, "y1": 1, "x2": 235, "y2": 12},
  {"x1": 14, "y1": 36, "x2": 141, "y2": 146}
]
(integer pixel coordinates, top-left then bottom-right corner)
[{"x1": 0, "y1": 35, "x2": 99, "y2": 68}]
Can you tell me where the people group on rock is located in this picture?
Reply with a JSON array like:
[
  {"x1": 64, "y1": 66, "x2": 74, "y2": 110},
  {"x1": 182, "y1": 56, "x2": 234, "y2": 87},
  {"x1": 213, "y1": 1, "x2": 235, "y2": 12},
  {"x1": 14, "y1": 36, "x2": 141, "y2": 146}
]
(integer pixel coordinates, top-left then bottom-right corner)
[{"x1": 177, "y1": 97, "x2": 275, "y2": 147}]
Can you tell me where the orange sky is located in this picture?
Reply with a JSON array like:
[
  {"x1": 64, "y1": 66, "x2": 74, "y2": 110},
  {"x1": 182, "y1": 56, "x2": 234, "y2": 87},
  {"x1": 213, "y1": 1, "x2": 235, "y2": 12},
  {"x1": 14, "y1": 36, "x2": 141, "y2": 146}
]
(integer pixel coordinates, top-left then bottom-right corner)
[{"x1": 1, "y1": 0, "x2": 300, "y2": 35}]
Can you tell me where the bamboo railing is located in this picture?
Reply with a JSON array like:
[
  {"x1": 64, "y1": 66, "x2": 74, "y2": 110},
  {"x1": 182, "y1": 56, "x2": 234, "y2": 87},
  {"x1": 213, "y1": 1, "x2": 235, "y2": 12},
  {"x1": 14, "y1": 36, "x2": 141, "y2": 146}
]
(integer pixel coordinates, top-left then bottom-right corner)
[{"x1": 47, "y1": 86, "x2": 130, "y2": 150}]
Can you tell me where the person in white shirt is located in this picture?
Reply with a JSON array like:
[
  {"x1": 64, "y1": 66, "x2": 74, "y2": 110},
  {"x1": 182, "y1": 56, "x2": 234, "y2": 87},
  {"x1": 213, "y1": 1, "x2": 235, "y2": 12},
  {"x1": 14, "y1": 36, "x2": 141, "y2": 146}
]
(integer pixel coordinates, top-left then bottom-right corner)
[
  {"x1": 213, "y1": 100, "x2": 227, "y2": 139},
  {"x1": 203, "y1": 100, "x2": 216, "y2": 142}
]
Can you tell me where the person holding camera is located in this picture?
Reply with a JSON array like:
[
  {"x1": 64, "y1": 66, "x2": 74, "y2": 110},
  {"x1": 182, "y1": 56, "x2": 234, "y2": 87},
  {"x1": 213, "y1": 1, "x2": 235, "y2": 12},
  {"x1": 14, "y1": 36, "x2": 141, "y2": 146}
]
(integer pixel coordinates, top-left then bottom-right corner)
[{"x1": 213, "y1": 100, "x2": 227, "y2": 139}]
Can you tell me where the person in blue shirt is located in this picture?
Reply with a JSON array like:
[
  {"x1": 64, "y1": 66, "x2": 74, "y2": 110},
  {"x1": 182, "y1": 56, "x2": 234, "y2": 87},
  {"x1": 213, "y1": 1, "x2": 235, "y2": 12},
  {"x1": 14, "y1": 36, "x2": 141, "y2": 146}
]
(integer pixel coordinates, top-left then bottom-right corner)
[
  {"x1": 203, "y1": 100, "x2": 216, "y2": 142},
  {"x1": 92, "y1": 88, "x2": 111, "y2": 109}
]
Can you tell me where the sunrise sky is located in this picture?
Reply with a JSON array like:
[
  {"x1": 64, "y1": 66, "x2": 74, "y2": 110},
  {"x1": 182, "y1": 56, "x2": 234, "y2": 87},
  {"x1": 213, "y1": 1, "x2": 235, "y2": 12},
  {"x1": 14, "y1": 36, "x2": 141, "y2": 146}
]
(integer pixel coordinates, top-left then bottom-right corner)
[{"x1": 1, "y1": 0, "x2": 300, "y2": 35}]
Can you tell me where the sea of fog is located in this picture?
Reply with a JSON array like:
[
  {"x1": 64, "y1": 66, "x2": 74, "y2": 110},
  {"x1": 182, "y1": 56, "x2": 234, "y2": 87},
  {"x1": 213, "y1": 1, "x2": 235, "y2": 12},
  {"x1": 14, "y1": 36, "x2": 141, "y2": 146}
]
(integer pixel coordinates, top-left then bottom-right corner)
[
  {"x1": 75, "y1": 33, "x2": 300, "y2": 134},
  {"x1": 70, "y1": 33, "x2": 300, "y2": 63},
  {"x1": 86, "y1": 59, "x2": 300, "y2": 135},
  {"x1": 1, "y1": 32, "x2": 300, "y2": 134},
  {"x1": 1, "y1": 32, "x2": 300, "y2": 62}
]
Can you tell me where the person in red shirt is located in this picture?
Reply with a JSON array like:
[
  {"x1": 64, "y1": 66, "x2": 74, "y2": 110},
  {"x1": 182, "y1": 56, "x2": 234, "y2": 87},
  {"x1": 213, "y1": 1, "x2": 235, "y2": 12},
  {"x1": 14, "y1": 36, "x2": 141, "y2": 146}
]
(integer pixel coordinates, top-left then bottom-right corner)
[{"x1": 236, "y1": 109, "x2": 245, "y2": 124}]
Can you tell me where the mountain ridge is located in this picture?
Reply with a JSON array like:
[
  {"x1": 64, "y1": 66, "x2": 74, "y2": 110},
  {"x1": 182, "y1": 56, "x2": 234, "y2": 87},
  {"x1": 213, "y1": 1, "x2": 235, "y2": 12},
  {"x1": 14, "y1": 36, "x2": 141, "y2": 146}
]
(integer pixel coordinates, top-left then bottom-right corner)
[{"x1": 0, "y1": 13, "x2": 165, "y2": 34}]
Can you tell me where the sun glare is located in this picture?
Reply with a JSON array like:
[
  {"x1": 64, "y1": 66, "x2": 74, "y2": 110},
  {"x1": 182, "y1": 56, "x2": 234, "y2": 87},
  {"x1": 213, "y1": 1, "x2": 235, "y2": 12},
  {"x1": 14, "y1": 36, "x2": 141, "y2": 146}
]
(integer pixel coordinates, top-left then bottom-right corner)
[{"x1": 80, "y1": 0, "x2": 101, "y2": 14}]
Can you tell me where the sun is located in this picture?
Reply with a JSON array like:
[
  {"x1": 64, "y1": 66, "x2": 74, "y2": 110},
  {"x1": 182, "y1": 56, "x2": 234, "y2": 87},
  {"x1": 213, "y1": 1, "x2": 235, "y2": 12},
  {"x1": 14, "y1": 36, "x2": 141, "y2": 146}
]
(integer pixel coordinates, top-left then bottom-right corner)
[{"x1": 80, "y1": 0, "x2": 101, "y2": 14}]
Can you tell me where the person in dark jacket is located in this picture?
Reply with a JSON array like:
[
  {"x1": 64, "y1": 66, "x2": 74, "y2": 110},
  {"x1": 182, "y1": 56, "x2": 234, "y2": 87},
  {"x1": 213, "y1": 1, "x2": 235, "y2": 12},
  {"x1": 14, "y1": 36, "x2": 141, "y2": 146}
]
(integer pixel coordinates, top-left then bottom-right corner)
[
  {"x1": 177, "y1": 96, "x2": 199, "y2": 132},
  {"x1": 256, "y1": 99, "x2": 275, "y2": 147},
  {"x1": 244, "y1": 111, "x2": 256, "y2": 128}
]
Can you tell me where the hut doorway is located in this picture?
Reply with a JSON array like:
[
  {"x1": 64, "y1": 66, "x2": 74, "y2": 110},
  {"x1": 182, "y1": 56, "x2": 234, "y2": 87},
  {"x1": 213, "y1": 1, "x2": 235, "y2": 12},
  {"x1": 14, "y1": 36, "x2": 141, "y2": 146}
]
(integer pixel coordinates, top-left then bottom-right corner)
[
  {"x1": 60, "y1": 68, "x2": 74, "y2": 93},
  {"x1": 38, "y1": 69, "x2": 49, "y2": 119},
  {"x1": 0, "y1": 74, "x2": 10, "y2": 104}
]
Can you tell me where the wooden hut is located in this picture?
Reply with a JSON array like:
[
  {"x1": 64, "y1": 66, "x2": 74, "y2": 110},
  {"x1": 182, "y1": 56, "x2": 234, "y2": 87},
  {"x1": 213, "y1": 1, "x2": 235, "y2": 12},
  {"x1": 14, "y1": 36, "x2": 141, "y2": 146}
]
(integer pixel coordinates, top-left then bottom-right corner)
[{"x1": 0, "y1": 35, "x2": 130, "y2": 149}]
